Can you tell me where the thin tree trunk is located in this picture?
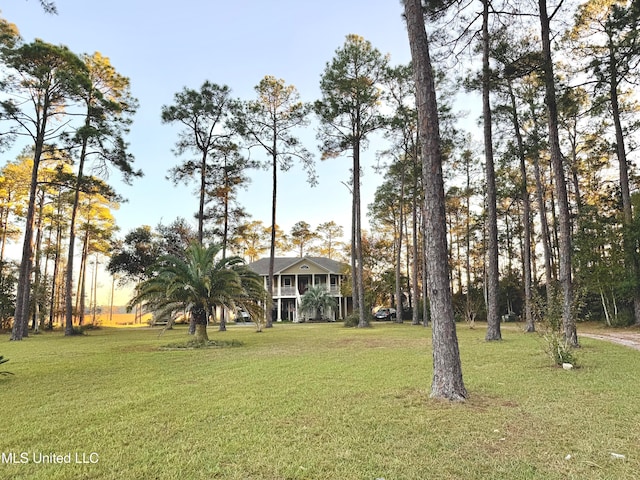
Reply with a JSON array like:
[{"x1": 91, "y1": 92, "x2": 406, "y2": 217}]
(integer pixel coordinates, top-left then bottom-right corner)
[
  {"x1": 91, "y1": 254, "x2": 98, "y2": 325},
  {"x1": 109, "y1": 275, "x2": 115, "y2": 324},
  {"x1": 609, "y1": 51, "x2": 640, "y2": 325},
  {"x1": 78, "y1": 230, "x2": 89, "y2": 326},
  {"x1": 539, "y1": 0, "x2": 577, "y2": 346},
  {"x1": 411, "y1": 190, "x2": 421, "y2": 325},
  {"x1": 221, "y1": 149, "x2": 232, "y2": 259},
  {"x1": 421, "y1": 202, "x2": 429, "y2": 327},
  {"x1": 481, "y1": 0, "x2": 501, "y2": 341},
  {"x1": 49, "y1": 196, "x2": 63, "y2": 329},
  {"x1": 599, "y1": 287, "x2": 611, "y2": 327},
  {"x1": 65, "y1": 119, "x2": 90, "y2": 335},
  {"x1": 220, "y1": 163, "x2": 230, "y2": 333},
  {"x1": 395, "y1": 170, "x2": 405, "y2": 324},
  {"x1": 267, "y1": 149, "x2": 277, "y2": 328},
  {"x1": 567, "y1": 125, "x2": 583, "y2": 216},
  {"x1": 354, "y1": 136, "x2": 367, "y2": 328},
  {"x1": 508, "y1": 81, "x2": 534, "y2": 332},
  {"x1": 548, "y1": 168, "x2": 560, "y2": 277},
  {"x1": 405, "y1": 0, "x2": 466, "y2": 401},
  {"x1": 405, "y1": 215, "x2": 412, "y2": 310},
  {"x1": 447, "y1": 210, "x2": 455, "y2": 294},
  {"x1": 456, "y1": 217, "x2": 462, "y2": 295},
  {"x1": 40, "y1": 221, "x2": 54, "y2": 331},
  {"x1": 350, "y1": 184, "x2": 358, "y2": 313},
  {"x1": 533, "y1": 152, "x2": 554, "y2": 306},
  {"x1": 198, "y1": 150, "x2": 207, "y2": 245},
  {"x1": 31, "y1": 189, "x2": 46, "y2": 334},
  {"x1": 465, "y1": 152, "x2": 473, "y2": 326},
  {"x1": 11, "y1": 155, "x2": 41, "y2": 340}
]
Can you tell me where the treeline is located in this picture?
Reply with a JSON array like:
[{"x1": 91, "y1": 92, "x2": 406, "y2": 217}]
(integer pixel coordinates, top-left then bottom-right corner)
[
  {"x1": 107, "y1": 219, "x2": 346, "y2": 285},
  {"x1": 0, "y1": 15, "x2": 140, "y2": 339},
  {"x1": 2, "y1": 0, "x2": 640, "y2": 343},
  {"x1": 368, "y1": 0, "x2": 640, "y2": 337}
]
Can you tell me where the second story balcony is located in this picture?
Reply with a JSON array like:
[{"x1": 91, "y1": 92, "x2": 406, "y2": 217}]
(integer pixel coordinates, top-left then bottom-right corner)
[{"x1": 276, "y1": 284, "x2": 341, "y2": 297}]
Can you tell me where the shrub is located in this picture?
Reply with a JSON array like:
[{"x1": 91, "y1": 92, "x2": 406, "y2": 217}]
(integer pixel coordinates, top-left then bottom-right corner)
[
  {"x1": 533, "y1": 285, "x2": 580, "y2": 367},
  {"x1": 69, "y1": 325, "x2": 88, "y2": 336},
  {"x1": 343, "y1": 313, "x2": 359, "y2": 328},
  {"x1": 542, "y1": 328, "x2": 578, "y2": 366}
]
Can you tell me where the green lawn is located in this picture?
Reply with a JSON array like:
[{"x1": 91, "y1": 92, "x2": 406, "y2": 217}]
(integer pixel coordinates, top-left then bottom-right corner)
[{"x1": 1, "y1": 322, "x2": 638, "y2": 479}]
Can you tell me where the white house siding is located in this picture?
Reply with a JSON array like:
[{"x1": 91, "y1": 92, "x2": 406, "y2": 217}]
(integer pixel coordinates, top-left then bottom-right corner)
[{"x1": 248, "y1": 257, "x2": 351, "y2": 322}]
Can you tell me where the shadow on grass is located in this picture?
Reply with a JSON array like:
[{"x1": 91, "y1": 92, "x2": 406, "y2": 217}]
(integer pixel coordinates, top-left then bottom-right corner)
[{"x1": 160, "y1": 339, "x2": 243, "y2": 350}]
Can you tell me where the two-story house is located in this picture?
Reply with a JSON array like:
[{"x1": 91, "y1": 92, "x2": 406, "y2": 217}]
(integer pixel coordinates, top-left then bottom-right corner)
[{"x1": 247, "y1": 256, "x2": 352, "y2": 322}]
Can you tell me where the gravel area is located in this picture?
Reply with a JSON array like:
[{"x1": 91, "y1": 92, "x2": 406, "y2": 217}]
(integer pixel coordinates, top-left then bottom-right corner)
[{"x1": 580, "y1": 332, "x2": 640, "y2": 351}]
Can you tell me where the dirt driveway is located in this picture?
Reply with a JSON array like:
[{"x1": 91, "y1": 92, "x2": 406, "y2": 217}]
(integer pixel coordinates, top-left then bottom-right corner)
[{"x1": 580, "y1": 332, "x2": 640, "y2": 351}]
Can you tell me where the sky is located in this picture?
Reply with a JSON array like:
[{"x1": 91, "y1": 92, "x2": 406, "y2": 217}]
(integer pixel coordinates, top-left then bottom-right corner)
[
  {"x1": 2, "y1": 0, "x2": 415, "y2": 233},
  {"x1": 1, "y1": 0, "x2": 418, "y2": 304}
]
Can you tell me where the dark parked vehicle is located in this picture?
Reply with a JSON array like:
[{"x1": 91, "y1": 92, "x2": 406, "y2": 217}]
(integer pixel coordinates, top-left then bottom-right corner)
[{"x1": 373, "y1": 308, "x2": 396, "y2": 320}]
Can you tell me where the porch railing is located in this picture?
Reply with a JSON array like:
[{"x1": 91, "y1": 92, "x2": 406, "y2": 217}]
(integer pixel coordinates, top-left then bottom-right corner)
[{"x1": 276, "y1": 285, "x2": 341, "y2": 297}]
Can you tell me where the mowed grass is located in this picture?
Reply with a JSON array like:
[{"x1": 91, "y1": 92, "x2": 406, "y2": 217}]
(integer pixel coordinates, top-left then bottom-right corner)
[{"x1": 1, "y1": 322, "x2": 639, "y2": 480}]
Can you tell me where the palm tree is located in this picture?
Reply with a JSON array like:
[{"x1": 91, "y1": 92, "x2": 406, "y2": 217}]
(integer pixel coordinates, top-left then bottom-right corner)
[
  {"x1": 128, "y1": 243, "x2": 269, "y2": 342},
  {"x1": 299, "y1": 286, "x2": 338, "y2": 322}
]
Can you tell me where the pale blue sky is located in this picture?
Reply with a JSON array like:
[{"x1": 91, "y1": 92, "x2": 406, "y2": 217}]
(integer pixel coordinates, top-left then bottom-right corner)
[
  {"x1": 2, "y1": 1, "x2": 425, "y2": 305},
  {"x1": 2, "y1": 0, "x2": 414, "y2": 240}
]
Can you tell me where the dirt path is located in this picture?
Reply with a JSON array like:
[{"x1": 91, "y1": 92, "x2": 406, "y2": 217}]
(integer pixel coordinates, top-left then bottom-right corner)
[{"x1": 580, "y1": 332, "x2": 640, "y2": 351}]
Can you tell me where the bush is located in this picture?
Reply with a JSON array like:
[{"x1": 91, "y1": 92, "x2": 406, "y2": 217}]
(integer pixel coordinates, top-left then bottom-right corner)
[
  {"x1": 533, "y1": 286, "x2": 579, "y2": 367},
  {"x1": 343, "y1": 313, "x2": 360, "y2": 328},
  {"x1": 69, "y1": 325, "x2": 88, "y2": 336},
  {"x1": 542, "y1": 328, "x2": 578, "y2": 366}
]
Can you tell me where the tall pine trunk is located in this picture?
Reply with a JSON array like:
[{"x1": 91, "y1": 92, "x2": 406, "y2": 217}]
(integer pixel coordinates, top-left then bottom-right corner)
[
  {"x1": 609, "y1": 52, "x2": 640, "y2": 325},
  {"x1": 411, "y1": 191, "x2": 421, "y2": 325},
  {"x1": 395, "y1": 170, "x2": 405, "y2": 324},
  {"x1": 482, "y1": 0, "x2": 501, "y2": 341},
  {"x1": 404, "y1": 0, "x2": 466, "y2": 401},
  {"x1": 65, "y1": 119, "x2": 89, "y2": 335},
  {"x1": 198, "y1": 150, "x2": 207, "y2": 245},
  {"x1": 77, "y1": 229, "x2": 90, "y2": 326},
  {"x1": 31, "y1": 190, "x2": 46, "y2": 334},
  {"x1": 539, "y1": 0, "x2": 577, "y2": 346},
  {"x1": 350, "y1": 186, "x2": 358, "y2": 313},
  {"x1": 508, "y1": 81, "x2": 534, "y2": 332},
  {"x1": 267, "y1": 147, "x2": 278, "y2": 328},
  {"x1": 353, "y1": 138, "x2": 367, "y2": 328},
  {"x1": 11, "y1": 139, "x2": 45, "y2": 340}
]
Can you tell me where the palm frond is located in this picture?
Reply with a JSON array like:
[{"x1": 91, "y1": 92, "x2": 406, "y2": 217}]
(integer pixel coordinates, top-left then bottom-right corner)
[{"x1": 128, "y1": 242, "x2": 269, "y2": 327}]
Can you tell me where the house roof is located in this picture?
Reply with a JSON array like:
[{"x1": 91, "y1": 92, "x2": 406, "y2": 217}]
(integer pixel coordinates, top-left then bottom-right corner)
[{"x1": 247, "y1": 256, "x2": 348, "y2": 276}]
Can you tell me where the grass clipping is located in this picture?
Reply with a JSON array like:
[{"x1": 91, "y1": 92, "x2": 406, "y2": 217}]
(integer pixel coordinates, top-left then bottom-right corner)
[{"x1": 161, "y1": 339, "x2": 243, "y2": 350}]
